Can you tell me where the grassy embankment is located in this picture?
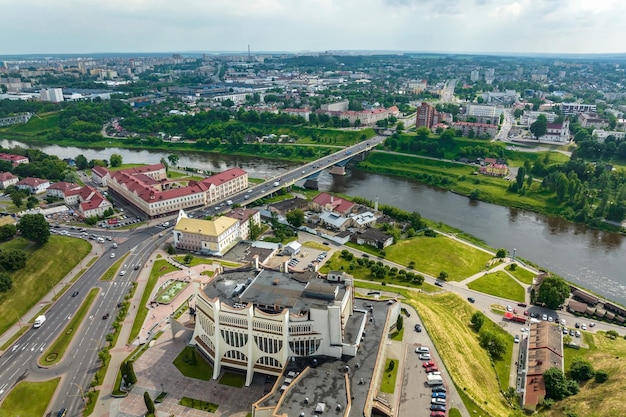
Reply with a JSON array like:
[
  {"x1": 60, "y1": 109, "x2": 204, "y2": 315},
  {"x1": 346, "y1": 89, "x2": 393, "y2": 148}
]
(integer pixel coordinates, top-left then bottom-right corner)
[
  {"x1": 0, "y1": 235, "x2": 91, "y2": 335},
  {"x1": 358, "y1": 152, "x2": 572, "y2": 217},
  {"x1": 40, "y1": 288, "x2": 99, "y2": 366},
  {"x1": 0, "y1": 377, "x2": 60, "y2": 417},
  {"x1": 127, "y1": 259, "x2": 179, "y2": 344},
  {"x1": 100, "y1": 253, "x2": 131, "y2": 281}
]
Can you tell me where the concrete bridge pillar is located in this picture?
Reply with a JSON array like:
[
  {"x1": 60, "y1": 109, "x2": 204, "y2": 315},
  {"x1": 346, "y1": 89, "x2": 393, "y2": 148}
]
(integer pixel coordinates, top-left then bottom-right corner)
[{"x1": 329, "y1": 165, "x2": 346, "y2": 176}]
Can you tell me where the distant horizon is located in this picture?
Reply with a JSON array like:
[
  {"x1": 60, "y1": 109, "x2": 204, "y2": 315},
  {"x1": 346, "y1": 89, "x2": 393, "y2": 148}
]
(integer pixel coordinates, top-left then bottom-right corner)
[{"x1": 3, "y1": 49, "x2": 626, "y2": 60}]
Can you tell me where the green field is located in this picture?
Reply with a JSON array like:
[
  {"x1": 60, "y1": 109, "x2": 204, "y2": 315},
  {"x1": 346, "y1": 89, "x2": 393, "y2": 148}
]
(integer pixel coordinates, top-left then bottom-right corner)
[
  {"x1": 384, "y1": 234, "x2": 493, "y2": 281},
  {"x1": 41, "y1": 288, "x2": 99, "y2": 366},
  {"x1": 467, "y1": 271, "x2": 526, "y2": 302},
  {"x1": 0, "y1": 378, "x2": 60, "y2": 417},
  {"x1": 0, "y1": 236, "x2": 91, "y2": 335}
]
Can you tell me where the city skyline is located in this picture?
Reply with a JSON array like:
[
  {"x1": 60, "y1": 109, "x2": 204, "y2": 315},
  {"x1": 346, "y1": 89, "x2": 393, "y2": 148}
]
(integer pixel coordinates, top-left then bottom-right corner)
[{"x1": 2, "y1": 0, "x2": 626, "y2": 55}]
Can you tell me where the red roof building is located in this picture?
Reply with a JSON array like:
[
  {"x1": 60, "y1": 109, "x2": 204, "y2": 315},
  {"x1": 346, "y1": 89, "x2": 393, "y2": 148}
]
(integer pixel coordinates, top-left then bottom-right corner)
[
  {"x1": 47, "y1": 181, "x2": 82, "y2": 199},
  {"x1": 16, "y1": 177, "x2": 50, "y2": 194},
  {"x1": 0, "y1": 172, "x2": 18, "y2": 189},
  {"x1": 0, "y1": 153, "x2": 29, "y2": 166},
  {"x1": 91, "y1": 165, "x2": 111, "y2": 186},
  {"x1": 311, "y1": 192, "x2": 355, "y2": 215}
]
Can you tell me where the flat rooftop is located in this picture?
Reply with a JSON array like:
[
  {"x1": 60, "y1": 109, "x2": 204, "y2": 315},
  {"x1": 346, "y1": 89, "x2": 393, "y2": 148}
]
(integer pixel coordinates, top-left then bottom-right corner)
[
  {"x1": 256, "y1": 299, "x2": 390, "y2": 416},
  {"x1": 202, "y1": 268, "x2": 347, "y2": 315}
]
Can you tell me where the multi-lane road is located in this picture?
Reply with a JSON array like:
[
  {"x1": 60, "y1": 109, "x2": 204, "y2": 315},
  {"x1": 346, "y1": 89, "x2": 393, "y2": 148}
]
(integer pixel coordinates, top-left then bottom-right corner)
[{"x1": 0, "y1": 225, "x2": 168, "y2": 416}]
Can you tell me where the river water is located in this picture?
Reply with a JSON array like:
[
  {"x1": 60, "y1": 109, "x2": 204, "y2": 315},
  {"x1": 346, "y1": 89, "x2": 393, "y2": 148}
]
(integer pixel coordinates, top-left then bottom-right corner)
[{"x1": 3, "y1": 140, "x2": 625, "y2": 305}]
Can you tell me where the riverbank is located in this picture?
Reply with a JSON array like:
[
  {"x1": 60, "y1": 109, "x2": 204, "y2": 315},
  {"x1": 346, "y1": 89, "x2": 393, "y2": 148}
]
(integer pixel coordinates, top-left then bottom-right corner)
[{"x1": 357, "y1": 152, "x2": 626, "y2": 234}]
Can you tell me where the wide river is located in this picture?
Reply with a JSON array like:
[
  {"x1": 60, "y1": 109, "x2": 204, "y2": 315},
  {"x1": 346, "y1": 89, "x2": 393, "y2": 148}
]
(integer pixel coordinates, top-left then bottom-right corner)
[{"x1": 4, "y1": 140, "x2": 625, "y2": 305}]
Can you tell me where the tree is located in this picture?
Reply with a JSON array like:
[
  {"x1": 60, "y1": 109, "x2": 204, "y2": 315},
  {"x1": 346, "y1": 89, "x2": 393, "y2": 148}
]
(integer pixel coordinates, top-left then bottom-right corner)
[
  {"x1": 183, "y1": 253, "x2": 194, "y2": 265},
  {"x1": 167, "y1": 154, "x2": 179, "y2": 167},
  {"x1": 222, "y1": 99, "x2": 234, "y2": 108},
  {"x1": 160, "y1": 157, "x2": 169, "y2": 172},
  {"x1": 469, "y1": 189, "x2": 480, "y2": 201},
  {"x1": 496, "y1": 248, "x2": 507, "y2": 258},
  {"x1": 479, "y1": 329, "x2": 506, "y2": 359},
  {"x1": 569, "y1": 357, "x2": 595, "y2": 381},
  {"x1": 0, "y1": 272, "x2": 12, "y2": 292},
  {"x1": 75, "y1": 154, "x2": 89, "y2": 170},
  {"x1": 530, "y1": 114, "x2": 547, "y2": 138},
  {"x1": 110, "y1": 153, "x2": 123, "y2": 167},
  {"x1": 594, "y1": 370, "x2": 608, "y2": 383},
  {"x1": 18, "y1": 213, "x2": 50, "y2": 245},
  {"x1": 285, "y1": 209, "x2": 304, "y2": 228},
  {"x1": 471, "y1": 311, "x2": 485, "y2": 331},
  {"x1": 606, "y1": 330, "x2": 619, "y2": 339},
  {"x1": 538, "y1": 275, "x2": 571, "y2": 309},
  {"x1": 143, "y1": 391, "x2": 155, "y2": 415},
  {"x1": 0, "y1": 249, "x2": 27, "y2": 271},
  {"x1": 396, "y1": 314, "x2": 403, "y2": 331},
  {"x1": 11, "y1": 193, "x2": 24, "y2": 208},
  {"x1": 396, "y1": 121, "x2": 405, "y2": 133},
  {"x1": 438, "y1": 271, "x2": 448, "y2": 280},
  {"x1": 26, "y1": 196, "x2": 39, "y2": 209},
  {"x1": 166, "y1": 244, "x2": 175, "y2": 255},
  {"x1": 516, "y1": 166, "x2": 526, "y2": 189},
  {"x1": 0, "y1": 224, "x2": 17, "y2": 241},
  {"x1": 543, "y1": 367, "x2": 579, "y2": 400},
  {"x1": 248, "y1": 219, "x2": 262, "y2": 241}
]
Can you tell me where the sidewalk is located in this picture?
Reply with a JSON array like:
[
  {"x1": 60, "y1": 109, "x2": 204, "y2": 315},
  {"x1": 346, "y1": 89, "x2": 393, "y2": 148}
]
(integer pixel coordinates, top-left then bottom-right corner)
[{"x1": 0, "y1": 242, "x2": 100, "y2": 353}]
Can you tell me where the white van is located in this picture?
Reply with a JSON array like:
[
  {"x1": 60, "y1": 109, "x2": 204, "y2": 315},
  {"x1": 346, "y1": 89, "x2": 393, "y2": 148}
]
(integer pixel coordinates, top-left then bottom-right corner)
[
  {"x1": 34, "y1": 315, "x2": 46, "y2": 328},
  {"x1": 415, "y1": 346, "x2": 430, "y2": 354},
  {"x1": 226, "y1": 200, "x2": 233, "y2": 205}
]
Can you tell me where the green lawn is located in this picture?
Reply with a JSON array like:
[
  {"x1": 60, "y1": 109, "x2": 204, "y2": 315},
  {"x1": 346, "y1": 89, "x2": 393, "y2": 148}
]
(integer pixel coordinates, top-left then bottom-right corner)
[
  {"x1": 384, "y1": 235, "x2": 493, "y2": 281},
  {"x1": 0, "y1": 378, "x2": 60, "y2": 417},
  {"x1": 173, "y1": 346, "x2": 213, "y2": 380},
  {"x1": 505, "y1": 264, "x2": 536, "y2": 285},
  {"x1": 390, "y1": 328, "x2": 404, "y2": 341},
  {"x1": 0, "y1": 236, "x2": 91, "y2": 335},
  {"x1": 467, "y1": 271, "x2": 526, "y2": 302},
  {"x1": 179, "y1": 397, "x2": 219, "y2": 413},
  {"x1": 380, "y1": 359, "x2": 399, "y2": 393},
  {"x1": 218, "y1": 372, "x2": 246, "y2": 388},
  {"x1": 127, "y1": 259, "x2": 179, "y2": 343},
  {"x1": 0, "y1": 236, "x2": 35, "y2": 252},
  {"x1": 174, "y1": 255, "x2": 242, "y2": 268},
  {"x1": 41, "y1": 288, "x2": 99, "y2": 366}
]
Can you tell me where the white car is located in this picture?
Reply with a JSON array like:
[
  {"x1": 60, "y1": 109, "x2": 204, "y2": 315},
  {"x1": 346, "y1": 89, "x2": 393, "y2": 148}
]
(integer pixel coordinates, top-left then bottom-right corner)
[
  {"x1": 514, "y1": 335, "x2": 520, "y2": 343},
  {"x1": 431, "y1": 398, "x2": 447, "y2": 405},
  {"x1": 119, "y1": 270, "x2": 126, "y2": 276},
  {"x1": 542, "y1": 313, "x2": 548, "y2": 321},
  {"x1": 548, "y1": 316, "x2": 554, "y2": 322},
  {"x1": 581, "y1": 324, "x2": 587, "y2": 330},
  {"x1": 419, "y1": 353, "x2": 431, "y2": 360},
  {"x1": 415, "y1": 346, "x2": 430, "y2": 354},
  {"x1": 506, "y1": 305, "x2": 512, "y2": 312},
  {"x1": 560, "y1": 319, "x2": 566, "y2": 325},
  {"x1": 110, "y1": 253, "x2": 115, "y2": 258}
]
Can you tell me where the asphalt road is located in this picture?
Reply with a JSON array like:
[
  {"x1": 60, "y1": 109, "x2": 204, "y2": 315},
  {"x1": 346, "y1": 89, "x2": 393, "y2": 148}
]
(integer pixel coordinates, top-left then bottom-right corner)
[{"x1": 0, "y1": 225, "x2": 168, "y2": 417}]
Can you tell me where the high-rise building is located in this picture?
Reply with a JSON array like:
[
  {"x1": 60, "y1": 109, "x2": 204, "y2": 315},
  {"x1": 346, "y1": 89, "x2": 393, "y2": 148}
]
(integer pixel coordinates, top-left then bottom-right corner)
[
  {"x1": 416, "y1": 102, "x2": 434, "y2": 128},
  {"x1": 470, "y1": 69, "x2": 480, "y2": 82}
]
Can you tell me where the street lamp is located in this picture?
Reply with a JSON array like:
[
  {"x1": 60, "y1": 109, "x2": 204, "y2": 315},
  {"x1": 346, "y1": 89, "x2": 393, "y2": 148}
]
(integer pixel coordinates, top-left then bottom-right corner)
[
  {"x1": 71, "y1": 382, "x2": 87, "y2": 404},
  {"x1": 512, "y1": 248, "x2": 517, "y2": 261}
]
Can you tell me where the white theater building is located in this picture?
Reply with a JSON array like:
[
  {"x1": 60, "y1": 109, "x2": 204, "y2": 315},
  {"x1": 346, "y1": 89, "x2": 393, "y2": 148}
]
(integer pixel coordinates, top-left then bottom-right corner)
[{"x1": 191, "y1": 269, "x2": 356, "y2": 386}]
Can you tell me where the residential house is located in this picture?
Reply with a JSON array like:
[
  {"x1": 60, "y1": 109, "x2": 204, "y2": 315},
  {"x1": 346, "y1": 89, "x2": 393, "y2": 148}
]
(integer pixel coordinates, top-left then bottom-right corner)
[
  {"x1": 283, "y1": 240, "x2": 301, "y2": 256},
  {"x1": 91, "y1": 165, "x2": 110, "y2": 186},
  {"x1": 227, "y1": 207, "x2": 261, "y2": 240},
  {"x1": 592, "y1": 129, "x2": 625, "y2": 142},
  {"x1": 47, "y1": 182, "x2": 82, "y2": 199},
  {"x1": 0, "y1": 153, "x2": 29, "y2": 166},
  {"x1": 480, "y1": 163, "x2": 508, "y2": 177},
  {"x1": 578, "y1": 113, "x2": 609, "y2": 129},
  {"x1": 0, "y1": 172, "x2": 18, "y2": 189},
  {"x1": 319, "y1": 211, "x2": 351, "y2": 231},
  {"x1": 352, "y1": 228, "x2": 394, "y2": 249},
  {"x1": 311, "y1": 193, "x2": 354, "y2": 216},
  {"x1": 78, "y1": 187, "x2": 112, "y2": 218},
  {"x1": 16, "y1": 177, "x2": 50, "y2": 194}
]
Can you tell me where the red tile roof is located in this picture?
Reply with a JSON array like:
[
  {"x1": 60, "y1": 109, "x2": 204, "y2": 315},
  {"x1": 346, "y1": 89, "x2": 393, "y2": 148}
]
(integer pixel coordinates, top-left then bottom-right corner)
[
  {"x1": 17, "y1": 177, "x2": 49, "y2": 187},
  {"x1": 0, "y1": 153, "x2": 28, "y2": 164},
  {"x1": 48, "y1": 181, "x2": 82, "y2": 193},
  {"x1": 312, "y1": 192, "x2": 354, "y2": 214},
  {"x1": 91, "y1": 165, "x2": 109, "y2": 177},
  {"x1": 200, "y1": 168, "x2": 247, "y2": 186},
  {"x1": 0, "y1": 172, "x2": 17, "y2": 181}
]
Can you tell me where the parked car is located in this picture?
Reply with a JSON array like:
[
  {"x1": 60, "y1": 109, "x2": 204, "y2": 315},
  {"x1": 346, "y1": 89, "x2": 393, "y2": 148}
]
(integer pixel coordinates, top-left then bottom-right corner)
[
  {"x1": 518, "y1": 302, "x2": 528, "y2": 307},
  {"x1": 575, "y1": 331, "x2": 581, "y2": 338},
  {"x1": 431, "y1": 398, "x2": 447, "y2": 405},
  {"x1": 542, "y1": 313, "x2": 548, "y2": 321},
  {"x1": 569, "y1": 329, "x2": 575, "y2": 336},
  {"x1": 416, "y1": 346, "x2": 430, "y2": 354},
  {"x1": 414, "y1": 324, "x2": 422, "y2": 332},
  {"x1": 432, "y1": 392, "x2": 447, "y2": 399},
  {"x1": 430, "y1": 411, "x2": 445, "y2": 417},
  {"x1": 435, "y1": 281, "x2": 444, "y2": 287},
  {"x1": 506, "y1": 305, "x2": 512, "y2": 312},
  {"x1": 430, "y1": 404, "x2": 446, "y2": 412},
  {"x1": 432, "y1": 386, "x2": 447, "y2": 393},
  {"x1": 426, "y1": 366, "x2": 439, "y2": 373},
  {"x1": 419, "y1": 353, "x2": 431, "y2": 360},
  {"x1": 514, "y1": 335, "x2": 520, "y2": 343},
  {"x1": 422, "y1": 361, "x2": 435, "y2": 368},
  {"x1": 581, "y1": 324, "x2": 587, "y2": 330},
  {"x1": 589, "y1": 322, "x2": 596, "y2": 327}
]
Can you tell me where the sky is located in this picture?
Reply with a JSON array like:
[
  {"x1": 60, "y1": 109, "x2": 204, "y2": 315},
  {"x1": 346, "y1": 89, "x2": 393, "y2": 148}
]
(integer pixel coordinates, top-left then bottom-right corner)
[{"x1": 2, "y1": 0, "x2": 626, "y2": 55}]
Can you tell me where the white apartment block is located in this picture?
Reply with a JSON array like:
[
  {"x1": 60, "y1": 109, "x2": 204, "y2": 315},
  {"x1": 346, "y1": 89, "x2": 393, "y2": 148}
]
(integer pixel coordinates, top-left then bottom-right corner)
[
  {"x1": 592, "y1": 129, "x2": 626, "y2": 142},
  {"x1": 559, "y1": 103, "x2": 597, "y2": 116},
  {"x1": 192, "y1": 269, "x2": 355, "y2": 386},
  {"x1": 521, "y1": 111, "x2": 557, "y2": 127}
]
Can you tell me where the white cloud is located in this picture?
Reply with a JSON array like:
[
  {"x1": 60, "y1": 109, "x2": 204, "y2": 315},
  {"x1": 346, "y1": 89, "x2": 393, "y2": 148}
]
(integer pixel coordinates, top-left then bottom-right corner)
[{"x1": 0, "y1": 0, "x2": 625, "y2": 54}]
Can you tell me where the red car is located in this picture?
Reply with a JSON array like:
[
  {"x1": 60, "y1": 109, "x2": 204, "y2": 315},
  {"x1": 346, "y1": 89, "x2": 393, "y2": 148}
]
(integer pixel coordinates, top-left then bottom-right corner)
[
  {"x1": 430, "y1": 412, "x2": 445, "y2": 417},
  {"x1": 523, "y1": 310, "x2": 529, "y2": 316},
  {"x1": 426, "y1": 366, "x2": 439, "y2": 373},
  {"x1": 422, "y1": 361, "x2": 435, "y2": 368}
]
